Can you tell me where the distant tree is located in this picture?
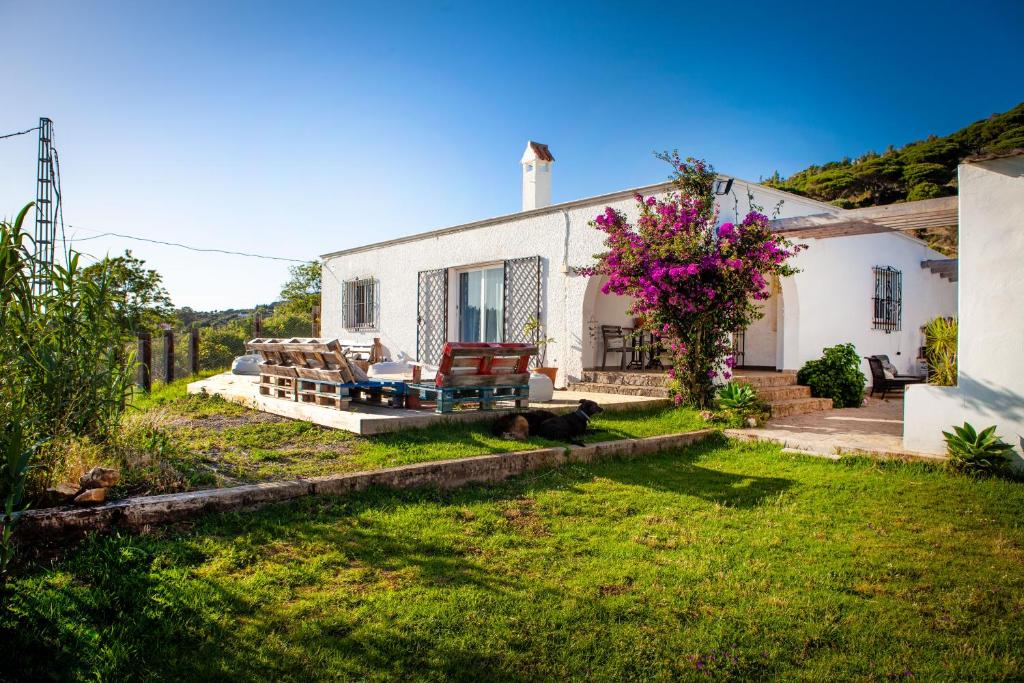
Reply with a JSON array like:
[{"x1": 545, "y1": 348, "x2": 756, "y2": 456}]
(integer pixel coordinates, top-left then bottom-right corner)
[
  {"x1": 277, "y1": 261, "x2": 321, "y2": 318},
  {"x1": 82, "y1": 250, "x2": 174, "y2": 333},
  {"x1": 763, "y1": 101, "x2": 1024, "y2": 256}
]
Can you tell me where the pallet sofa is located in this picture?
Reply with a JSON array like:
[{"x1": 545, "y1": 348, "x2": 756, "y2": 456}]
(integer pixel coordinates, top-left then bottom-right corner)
[
  {"x1": 246, "y1": 338, "x2": 407, "y2": 409},
  {"x1": 407, "y1": 342, "x2": 537, "y2": 413}
]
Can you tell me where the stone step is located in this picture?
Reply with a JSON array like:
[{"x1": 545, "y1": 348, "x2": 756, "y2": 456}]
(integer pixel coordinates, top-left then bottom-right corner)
[
  {"x1": 755, "y1": 384, "x2": 812, "y2": 402},
  {"x1": 581, "y1": 370, "x2": 671, "y2": 388},
  {"x1": 567, "y1": 382, "x2": 671, "y2": 399},
  {"x1": 766, "y1": 397, "x2": 833, "y2": 418},
  {"x1": 734, "y1": 372, "x2": 798, "y2": 388}
]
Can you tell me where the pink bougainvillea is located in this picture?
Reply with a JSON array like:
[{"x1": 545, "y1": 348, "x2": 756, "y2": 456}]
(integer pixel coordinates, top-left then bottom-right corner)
[{"x1": 580, "y1": 153, "x2": 802, "y2": 408}]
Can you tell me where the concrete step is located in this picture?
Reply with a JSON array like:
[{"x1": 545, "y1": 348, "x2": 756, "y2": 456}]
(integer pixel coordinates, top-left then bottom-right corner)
[
  {"x1": 581, "y1": 370, "x2": 670, "y2": 387},
  {"x1": 734, "y1": 372, "x2": 798, "y2": 388},
  {"x1": 767, "y1": 397, "x2": 833, "y2": 418},
  {"x1": 755, "y1": 385, "x2": 812, "y2": 402},
  {"x1": 567, "y1": 382, "x2": 671, "y2": 398}
]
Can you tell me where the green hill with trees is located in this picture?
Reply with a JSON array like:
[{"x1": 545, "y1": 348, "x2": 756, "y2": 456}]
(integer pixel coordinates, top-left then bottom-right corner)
[{"x1": 763, "y1": 102, "x2": 1024, "y2": 255}]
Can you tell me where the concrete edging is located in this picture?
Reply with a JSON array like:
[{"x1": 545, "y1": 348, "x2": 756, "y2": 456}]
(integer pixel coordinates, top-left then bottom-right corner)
[
  {"x1": 14, "y1": 429, "x2": 716, "y2": 542},
  {"x1": 724, "y1": 429, "x2": 947, "y2": 464}
]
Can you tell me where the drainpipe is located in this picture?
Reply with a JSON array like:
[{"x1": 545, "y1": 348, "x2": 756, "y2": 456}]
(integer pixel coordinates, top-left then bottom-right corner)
[{"x1": 560, "y1": 209, "x2": 571, "y2": 387}]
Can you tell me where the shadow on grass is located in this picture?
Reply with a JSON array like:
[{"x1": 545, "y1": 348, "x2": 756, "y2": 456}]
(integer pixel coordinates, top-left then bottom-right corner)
[{"x1": 1, "y1": 440, "x2": 793, "y2": 680}]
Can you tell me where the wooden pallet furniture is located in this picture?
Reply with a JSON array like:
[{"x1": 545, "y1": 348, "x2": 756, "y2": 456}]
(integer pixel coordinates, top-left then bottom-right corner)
[
  {"x1": 246, "y1": 338, "x2": 406, "y2": 410},
  {"x1": 406, "y1": 342, "x2": 537, "y2": 413}
]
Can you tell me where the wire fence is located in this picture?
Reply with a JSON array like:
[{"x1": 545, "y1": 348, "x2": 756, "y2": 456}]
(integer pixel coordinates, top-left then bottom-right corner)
[{"x1": 135, "y1": 329, "x2": 209, "y2": 390}]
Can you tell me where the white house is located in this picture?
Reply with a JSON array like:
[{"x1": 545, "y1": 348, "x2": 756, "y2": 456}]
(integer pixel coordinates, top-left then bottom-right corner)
[
  {"x1": 904, "y1": 150, "x2": 1024, "y2": 461},
  {"x1": 321, "y1": 142, "x2": 956, "y2": 388}
]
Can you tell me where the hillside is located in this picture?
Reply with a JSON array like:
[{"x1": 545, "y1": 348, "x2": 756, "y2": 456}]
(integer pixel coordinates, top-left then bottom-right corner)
[{"x1": 764, "y1": 102, "x2": 1024, "y2": 256}]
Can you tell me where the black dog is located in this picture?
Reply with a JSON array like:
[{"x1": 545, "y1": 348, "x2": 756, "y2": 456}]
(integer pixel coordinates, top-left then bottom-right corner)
[
  {"x1": 491, "y1": 409, "x2": 559, "y2": 440},
  {"x1": 491, "y1": 399, "x2": 604, "y2": 446},
  {"x1": 534, "y1": 399, "x2": 604, "y2": 446}
]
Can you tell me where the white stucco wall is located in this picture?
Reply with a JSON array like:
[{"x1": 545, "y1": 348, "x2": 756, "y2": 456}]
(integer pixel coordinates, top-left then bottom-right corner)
[
  {"x1": 904, "y1": 155, "x2": 1024, "y2": 462},
  {"x1": 321, "y1": 177, "x2": 955, "y2": 389},
  {"x1": 783, "y1": 231, "x2": 957, "y2": 377}
]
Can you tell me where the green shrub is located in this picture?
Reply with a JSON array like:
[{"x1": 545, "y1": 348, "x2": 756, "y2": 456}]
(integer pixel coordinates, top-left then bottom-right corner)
[
  {"x1": 796, "y1": 343, "x2": 866, "y2": 408},
  {"x1": 924, "y1": 317, "x2": 957, "y2": 386},
  {"x1": 943, "y1": 422, "x2": 1015, "y2": 477},
  {"x1": 1, "y1": 203, "x2": 136, "y2": 580}
]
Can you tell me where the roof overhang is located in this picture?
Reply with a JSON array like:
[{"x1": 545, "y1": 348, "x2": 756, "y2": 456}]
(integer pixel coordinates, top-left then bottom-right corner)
[{"x1": 770, "y1": 196, "x2": 958, "y2": 239}]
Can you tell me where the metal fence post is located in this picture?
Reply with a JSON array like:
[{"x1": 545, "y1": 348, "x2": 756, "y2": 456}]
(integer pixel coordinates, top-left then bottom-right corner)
[
  {"x1": 137, "y1": 331, "x2": 152, "y2": 393},
  {"x1": 189, "y1": 326, "x2": 200, "y2": 375},
  {"x1": 163, "y1": 329, "x2": 175, "y2": 384}
]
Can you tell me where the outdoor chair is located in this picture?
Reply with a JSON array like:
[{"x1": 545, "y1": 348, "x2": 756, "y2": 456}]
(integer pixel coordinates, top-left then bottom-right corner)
[
  {"x1": 865, "y1": 356, "x2": 924, "y2": 399},
  {"x1": 601, "y1": 325, "x2": 628, "y2": 370}
]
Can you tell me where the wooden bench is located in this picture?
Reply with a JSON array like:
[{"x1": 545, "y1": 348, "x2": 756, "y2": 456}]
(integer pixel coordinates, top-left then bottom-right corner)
[
  {"x1": 246, "y1": 338, "x2": 406, "y2": 409},
  {"x1": 406, "y1": 342, "x2": 537, "y2": 413}
]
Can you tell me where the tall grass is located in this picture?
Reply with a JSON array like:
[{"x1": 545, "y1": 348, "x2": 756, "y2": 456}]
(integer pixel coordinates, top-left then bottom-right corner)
[
  {"x1": 1, "y1": 203, "x2": 136, "y2": 583},
  {"x1": 923, "y1": 316, "x2": 957, "y2": 386}
]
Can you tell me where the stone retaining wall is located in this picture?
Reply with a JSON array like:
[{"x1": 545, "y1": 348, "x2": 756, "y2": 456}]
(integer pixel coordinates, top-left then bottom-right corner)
[{"x1": 14, "y1": 430, "x2": 715, "y2": 543}]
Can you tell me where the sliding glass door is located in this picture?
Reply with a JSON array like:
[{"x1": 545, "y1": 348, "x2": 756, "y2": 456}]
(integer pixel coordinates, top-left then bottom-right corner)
[{"x1": 458, "y1": 267, "x2": 504, "y2": 342}]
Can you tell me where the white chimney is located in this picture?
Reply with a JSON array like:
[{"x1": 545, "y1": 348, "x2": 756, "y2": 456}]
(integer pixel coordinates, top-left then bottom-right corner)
[{"x1": 521, "y1": 141, "x2": 554, "y2": 211}]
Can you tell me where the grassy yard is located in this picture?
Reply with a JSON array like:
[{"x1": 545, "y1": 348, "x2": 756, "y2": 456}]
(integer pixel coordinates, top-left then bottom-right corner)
[
  {"x1": 108, "y1": 377, "x2": 705, "y2": 497},
  {"x1": 4, "y1": 438, "x2": 1023, "y2": 681}
]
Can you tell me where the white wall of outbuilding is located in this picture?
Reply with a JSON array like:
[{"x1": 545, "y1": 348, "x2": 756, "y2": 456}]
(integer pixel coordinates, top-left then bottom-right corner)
[{"x1": 905, "y1": 155, "x2": 1024, "y2": 462}]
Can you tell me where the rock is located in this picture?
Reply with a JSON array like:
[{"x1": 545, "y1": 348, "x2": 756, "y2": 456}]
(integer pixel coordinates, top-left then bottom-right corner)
[
  {"x1": 73, "y1": 487, "x2": 107, "y2": 505},
  {"x1": 745, "y1": 417, "x2": 758, "y2": 428},
  {"x1": 80, "y1": 466, "x2": 120, "y2": 490},
  {"x1": 41, "y1": 483, "x2": 81, "y2": 507}
]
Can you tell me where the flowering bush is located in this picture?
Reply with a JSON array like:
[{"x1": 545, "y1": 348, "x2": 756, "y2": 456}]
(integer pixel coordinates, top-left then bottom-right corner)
[{"x1": 581, "y1": 154, "x2": 801, "y2": 408}]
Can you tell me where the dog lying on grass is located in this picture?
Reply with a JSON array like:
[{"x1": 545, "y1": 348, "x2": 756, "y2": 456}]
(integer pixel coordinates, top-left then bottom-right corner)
[{"x1": 490, "y1": 399, "x2": 604, "y2": 446}]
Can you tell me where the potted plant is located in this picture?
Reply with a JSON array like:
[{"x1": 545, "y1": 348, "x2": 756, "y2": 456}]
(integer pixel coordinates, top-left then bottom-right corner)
[{"x1": 523, "y1": 316, "x2": 558, "y2": 384}]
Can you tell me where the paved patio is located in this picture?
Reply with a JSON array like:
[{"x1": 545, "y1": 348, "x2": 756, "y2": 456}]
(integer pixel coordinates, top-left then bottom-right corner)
[
  {"x1": 188, "y1": 372, "x2": 669, "y2": 436},
  {"x1": 727, "y1": 395, "x2": 946, "y2": 462}
]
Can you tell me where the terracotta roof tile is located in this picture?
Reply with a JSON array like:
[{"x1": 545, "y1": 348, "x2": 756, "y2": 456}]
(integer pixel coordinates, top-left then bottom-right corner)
[{"x1": 529, "y1": 141, "x2": 554, "y2": 162}]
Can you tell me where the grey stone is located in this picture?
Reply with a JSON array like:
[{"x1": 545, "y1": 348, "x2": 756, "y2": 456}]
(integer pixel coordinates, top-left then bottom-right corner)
[
  {"x1": 74, "y1": 487, "x2": 107, "y2": 505},
  {"x1": 80, "y1": 467, "x2": 120, "y2": 490},
  {"x1": 42, "y1": 483, "x2": 81, "y2": 507}
]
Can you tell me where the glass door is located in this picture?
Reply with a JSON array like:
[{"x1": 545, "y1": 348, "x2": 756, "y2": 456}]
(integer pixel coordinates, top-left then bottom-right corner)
[{"x1": 459, "y1": 267, "x2": 504, "y2": 342}]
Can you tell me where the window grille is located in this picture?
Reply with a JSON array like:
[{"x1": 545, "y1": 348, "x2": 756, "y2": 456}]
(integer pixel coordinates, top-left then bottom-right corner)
[
  {"x1": 343, "y1": 278, "x2": 377, "y2": 330},
  {"x1": 872, "y1": 266, "x2": 902, "y2": 333}
]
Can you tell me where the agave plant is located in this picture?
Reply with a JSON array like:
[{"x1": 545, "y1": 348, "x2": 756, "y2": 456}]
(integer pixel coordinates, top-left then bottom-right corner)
[
  {"x1": 716, "y1": 382, "x2": 759, "y2": 412},
  {"x1": 942, "y1": 422, "x2": 1015, "y2": 476}
]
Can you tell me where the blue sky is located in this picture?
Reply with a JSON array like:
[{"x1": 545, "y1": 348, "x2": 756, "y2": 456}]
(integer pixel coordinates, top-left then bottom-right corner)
[{"x1": 1, "y1": 0, "x2": 1021, "y2": 309}]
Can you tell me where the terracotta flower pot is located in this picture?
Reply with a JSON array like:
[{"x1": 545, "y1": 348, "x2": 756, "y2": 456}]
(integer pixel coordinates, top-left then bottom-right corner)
[{"x1": 535, "y1": 367, "x2": 558, "y2": 384}]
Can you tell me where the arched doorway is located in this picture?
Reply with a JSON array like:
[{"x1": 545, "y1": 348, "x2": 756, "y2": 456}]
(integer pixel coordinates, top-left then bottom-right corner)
[
  {"x1": 581, "y1": 275, "x2": 636, "y2": 369},
  {"x1": 735, "y1": 275, "x2": 799, "y2": 371}
]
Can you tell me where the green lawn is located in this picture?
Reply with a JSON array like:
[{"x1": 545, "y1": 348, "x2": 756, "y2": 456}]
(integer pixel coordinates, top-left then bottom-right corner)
[
  {"x1": 112, "y1": 377, "x2": 705, "y2": 496},
  {"x1": 5, "y1": 438, "x2": 1023, "y2": 681}
]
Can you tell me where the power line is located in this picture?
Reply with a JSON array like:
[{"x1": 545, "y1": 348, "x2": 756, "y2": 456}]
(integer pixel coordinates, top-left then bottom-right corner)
[
  {"x1": 66, "y1": 224, "x2": 309, "y2": 263},
  {"x1": 0, "y1": 125, "x2": 41, "y2": 141}
]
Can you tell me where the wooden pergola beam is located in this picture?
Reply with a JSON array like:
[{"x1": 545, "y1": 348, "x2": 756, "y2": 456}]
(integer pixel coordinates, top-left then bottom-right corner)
[{"x1": 772, "y1": 196, "x2": 958, "y2": 238}]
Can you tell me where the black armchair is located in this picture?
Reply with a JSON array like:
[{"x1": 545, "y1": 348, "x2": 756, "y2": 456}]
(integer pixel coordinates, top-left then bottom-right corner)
[{"x1": 865, "y1": 356, "x2": 924, "y2": 399}]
